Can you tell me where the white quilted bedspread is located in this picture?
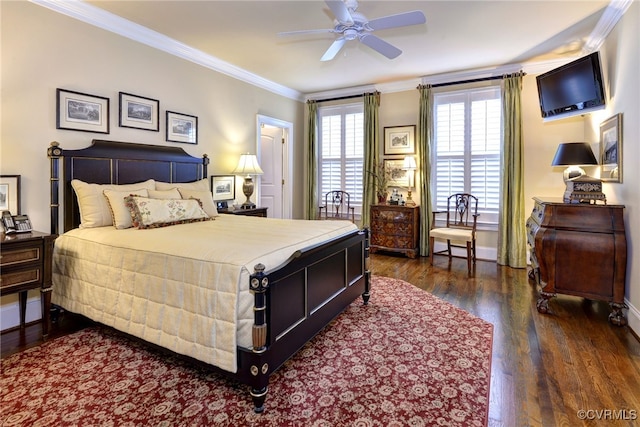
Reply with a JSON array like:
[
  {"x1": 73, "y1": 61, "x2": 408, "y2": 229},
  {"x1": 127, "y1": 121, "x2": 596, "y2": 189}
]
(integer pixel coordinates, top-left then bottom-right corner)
[{"x1": 52, "y1": 216, "x2": 358, "y2": 373}]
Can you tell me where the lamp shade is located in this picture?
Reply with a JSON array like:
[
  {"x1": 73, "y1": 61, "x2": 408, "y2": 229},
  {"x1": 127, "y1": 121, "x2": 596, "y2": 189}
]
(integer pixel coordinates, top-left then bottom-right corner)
[
  {"x1": 232, "y1": 153, "x2": 264, "y2": 175},
  {"x1": 402, "y1": 156, "x2": 417, "y2": 170},
  {"x1": 551, "y1": 143, "x2": 598, "y2": 166}
]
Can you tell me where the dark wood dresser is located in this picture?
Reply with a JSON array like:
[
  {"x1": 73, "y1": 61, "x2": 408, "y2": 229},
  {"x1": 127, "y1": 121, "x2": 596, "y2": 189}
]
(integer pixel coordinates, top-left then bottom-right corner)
[
  {"x1": 370, "y1": 204, "x2": 419, "y2": 259},
  {"x1": 1, "y1": 231, "x2": 56, "y2": 336},
  {"x1": 218, "y1": 207, "x2": 268, "y2": 217},
  {"x1": 526, "y1": 197, "x2": 627, "y2": 325}
]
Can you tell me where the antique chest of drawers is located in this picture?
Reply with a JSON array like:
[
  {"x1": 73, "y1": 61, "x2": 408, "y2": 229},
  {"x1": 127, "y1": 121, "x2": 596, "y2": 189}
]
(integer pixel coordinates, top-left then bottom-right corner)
[
  {"x1": 526, "y1": 197, "x2": 627, "y2": 325},
  {"x1": 370, "y1": 204, "x2": 419, "y2": 259}
]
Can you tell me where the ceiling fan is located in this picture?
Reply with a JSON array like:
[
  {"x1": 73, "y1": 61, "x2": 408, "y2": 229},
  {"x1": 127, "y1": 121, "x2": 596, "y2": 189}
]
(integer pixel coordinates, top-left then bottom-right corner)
[{"x1": 277, "y1": 0, "x2": 426, "y2": 61}]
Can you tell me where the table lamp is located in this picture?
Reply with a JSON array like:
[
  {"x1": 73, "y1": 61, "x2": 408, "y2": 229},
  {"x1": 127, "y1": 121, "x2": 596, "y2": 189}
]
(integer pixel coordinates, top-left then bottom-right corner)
[
  {"x1": 551, "y1": 142, "x2": 604, "y2": 203},
  {"x1": 402, "y1": 155, "x2": 417, "y2": 206},
  {"x1": 232, "y1": 153, "x2": 264, "y2": 209}
]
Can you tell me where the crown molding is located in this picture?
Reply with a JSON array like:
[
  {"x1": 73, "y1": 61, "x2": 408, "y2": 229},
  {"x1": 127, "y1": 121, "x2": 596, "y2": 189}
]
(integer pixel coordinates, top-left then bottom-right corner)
[
  {"x1": 31, "y1": 0, "x2": 629, "y2": 102},
  {"x1": 30, "y1": 0, "x2": 304, "y2": 102}
]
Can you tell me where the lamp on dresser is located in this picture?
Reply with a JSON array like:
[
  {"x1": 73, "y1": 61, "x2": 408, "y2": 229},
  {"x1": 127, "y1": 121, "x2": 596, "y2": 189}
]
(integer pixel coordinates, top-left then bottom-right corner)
[
  {"x1": 402, "y1": 155, "x2": 417, "y2": 206},
  {"x1": 551, "y1": 142, "x2": 605, "y2": 204},
  {"x1": 232, "y1": 153, "x2": 264, "y2": 209}
]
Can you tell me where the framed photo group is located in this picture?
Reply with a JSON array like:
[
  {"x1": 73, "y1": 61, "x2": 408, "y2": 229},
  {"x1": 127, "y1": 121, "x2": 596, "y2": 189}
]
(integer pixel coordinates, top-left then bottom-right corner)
[
  {"x1": 56, "y1": 88, "x2": 198, "y2": 144},
  {"x1": 383, "y1": 125, "x2": 416, "y2": 188}
]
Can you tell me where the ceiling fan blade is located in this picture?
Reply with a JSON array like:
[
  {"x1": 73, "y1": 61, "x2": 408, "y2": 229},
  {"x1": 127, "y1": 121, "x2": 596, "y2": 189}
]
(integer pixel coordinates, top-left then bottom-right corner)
[
  {"x1": 325, "y1": 0, "x2": 354, "y2": 25},
  {"x1": 359, "y1": 34, "x2": 402, "y2": 59},
  {"x1": 367, "y1": 10, "x2": 426, "y2": 31},
  {"x1": 321, "y1": 38, "x2": 346, "y2": 61},
  {"x1": 277, "y1": 29, "x2": 336, "y2": 37}
]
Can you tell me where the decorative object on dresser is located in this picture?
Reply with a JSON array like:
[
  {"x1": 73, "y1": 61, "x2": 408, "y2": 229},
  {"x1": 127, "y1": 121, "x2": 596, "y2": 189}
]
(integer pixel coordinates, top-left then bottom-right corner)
[
  {"x1": 118, "y1": 92, "x2": 160, "y2": 132},
  {"x1": 599, "y1": 113, "x2": 623, "y2": 183},
  {"x1": 551, "y1": 142, "x2": 605, "y2": 203},
  {"x1": 232, "y1": 153, "x2": 264, "y2": 209},
  {"x1": 402, "y1": 155, "x2": 417, "y2": 206},
  {"x1": 370, "y1": 204, "x2": 419, "y2": 258},
  {"x1": 319, "y1": 190, "x2": 355, "y2": 222},
  {"x1": 367, "y1": 161, "x2": 390, "y2": 204},
  {"x1": 218, "y1": 206, "x2": 268, "y2": 217},
  {"x1": 526, "y1": 197, "x2": 627, "y2": 325},
  {"x1": 166, "y1": 111, "x2": 198, "y2": 144},
  {"x1": 0, "y1": 231, "x2": 56, "y2": 336},
  {"x1": 56, "y1": 88, "x2": 110, "y2": 134},
  {"x1": 429, "y1": 193, "x2": 479, "y2": 276}
]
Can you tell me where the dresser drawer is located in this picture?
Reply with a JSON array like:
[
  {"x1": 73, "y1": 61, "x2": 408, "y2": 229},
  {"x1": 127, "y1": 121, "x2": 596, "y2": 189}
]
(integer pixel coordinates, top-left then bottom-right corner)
[
  {"x1": 0, "y1": 267, "x2": 41, "y2": 290},
  {"x1": 1, "y1": 246, "x2": 42, "y2": 268},
  {"x1": 373, "y1": 209, "x2": 413, "y2": 223}
]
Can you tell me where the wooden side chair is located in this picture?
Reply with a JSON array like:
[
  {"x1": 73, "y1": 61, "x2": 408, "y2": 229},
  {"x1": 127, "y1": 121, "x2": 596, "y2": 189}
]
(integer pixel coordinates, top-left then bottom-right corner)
[
  {"x1": 429, "y1": 193, "x2": 479, "y2": 276},
  {"x1": 318, "y1": 190, "x2": 355, "y2": 223}
]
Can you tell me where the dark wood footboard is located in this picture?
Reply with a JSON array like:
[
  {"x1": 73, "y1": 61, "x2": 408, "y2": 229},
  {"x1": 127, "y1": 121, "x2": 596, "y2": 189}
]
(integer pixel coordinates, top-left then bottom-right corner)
[{"x1": 241, "y1": 228, "x2": 370, "y2": 412}]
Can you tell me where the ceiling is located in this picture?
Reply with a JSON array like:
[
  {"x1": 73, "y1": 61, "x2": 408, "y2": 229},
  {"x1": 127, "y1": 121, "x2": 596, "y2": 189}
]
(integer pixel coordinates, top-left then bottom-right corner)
[{"x1": 45, "y1": 1, "x2": 627, "y2": 99}]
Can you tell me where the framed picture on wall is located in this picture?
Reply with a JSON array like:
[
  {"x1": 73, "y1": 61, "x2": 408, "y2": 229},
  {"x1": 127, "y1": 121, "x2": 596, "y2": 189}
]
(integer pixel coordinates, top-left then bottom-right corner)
[
  {"x1": 599, "y1": 113, "x2": 622, "y2": 183},
  {"x1": 384, "y1": 159, "x2": 412, "y2": 187},
  {"x1": 166, "y1": 111, "x2": 198, "y2": 144},
  {"x1": 119, "y1": 92, "x2": 159, "y2": 131},
  {"x1": 210, "y1": 175, "x2": 235, "y2": 201},
  {"x1": 56, "y1": 88, "x2": 110, "y2": 134},
  {"x1": 384, "y1": 125, "x2": 415, "y2": 155}
]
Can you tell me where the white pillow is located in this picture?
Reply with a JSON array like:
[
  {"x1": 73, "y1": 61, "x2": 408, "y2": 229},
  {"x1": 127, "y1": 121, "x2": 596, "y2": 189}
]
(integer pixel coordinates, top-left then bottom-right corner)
[
  {"x1": 155, "y1": 178, "x2": 208, "y2": 191},
  {"x1": 178, "y1": 188, "x2": 219, "y2": 217},
  {"x1": 103, "y1": 189, "x2": 150, "y2": 229},
  {"x1": 125, "y1": 196, "x2": 210, "y2": 229},
  {"x1": 71, "y1": 179, "x2": 156, "y2": 228},
  {"x1": 148, "y1": 188, "x2": 181, "y2": 199}
]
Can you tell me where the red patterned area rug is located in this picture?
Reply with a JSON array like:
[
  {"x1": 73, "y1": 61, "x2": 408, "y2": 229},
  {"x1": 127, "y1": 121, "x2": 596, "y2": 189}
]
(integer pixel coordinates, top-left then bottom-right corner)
[{"x1": 1, "y1": 276, "x2": 493, "y2": 426}]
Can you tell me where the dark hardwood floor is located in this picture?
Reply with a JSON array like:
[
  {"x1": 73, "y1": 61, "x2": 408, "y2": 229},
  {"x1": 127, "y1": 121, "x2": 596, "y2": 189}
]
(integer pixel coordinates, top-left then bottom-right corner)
[{"x1": 2, "y1": 253, "x2": 640, "y2": 426}]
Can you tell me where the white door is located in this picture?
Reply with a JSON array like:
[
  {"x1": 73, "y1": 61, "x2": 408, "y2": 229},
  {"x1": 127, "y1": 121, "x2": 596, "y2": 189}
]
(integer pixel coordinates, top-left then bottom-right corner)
[{"x1": 256, "y1": 115, "x2": 293, "y2": 219}]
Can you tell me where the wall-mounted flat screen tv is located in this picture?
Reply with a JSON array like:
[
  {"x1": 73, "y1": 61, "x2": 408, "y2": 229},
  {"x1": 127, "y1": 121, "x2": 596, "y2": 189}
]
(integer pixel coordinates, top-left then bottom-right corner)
[{"x1": 536, "y1": 51, "x2": 606, "y2": 121}]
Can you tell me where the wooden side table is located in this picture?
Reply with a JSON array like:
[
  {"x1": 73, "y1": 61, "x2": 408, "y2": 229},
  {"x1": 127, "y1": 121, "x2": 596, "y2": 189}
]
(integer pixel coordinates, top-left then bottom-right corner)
[
  {"x1": 369, "y1": 204, "x2": 420, "y2": 258},
  {"x1": 218, "y1": 207, "x2": 268, "y2": 218},
  {"x1": 1, "y1": 231, "x2": 56, "y2": 336}
]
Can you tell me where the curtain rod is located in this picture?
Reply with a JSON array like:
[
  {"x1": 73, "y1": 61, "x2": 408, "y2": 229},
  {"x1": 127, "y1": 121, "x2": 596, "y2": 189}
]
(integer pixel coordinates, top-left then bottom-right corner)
[
  {"x1": 312, "y1": 93, "x2": 364, "y2": 103},
  {"x1": 430, "y1": 72, "x2": 525, "y2": 88}
]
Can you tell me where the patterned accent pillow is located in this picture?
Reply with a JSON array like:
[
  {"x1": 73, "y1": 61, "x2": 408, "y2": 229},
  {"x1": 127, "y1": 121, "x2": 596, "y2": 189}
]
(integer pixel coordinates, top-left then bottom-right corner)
[{"x1": 125, "y1": 196, "x2": 211, "y2": 229}]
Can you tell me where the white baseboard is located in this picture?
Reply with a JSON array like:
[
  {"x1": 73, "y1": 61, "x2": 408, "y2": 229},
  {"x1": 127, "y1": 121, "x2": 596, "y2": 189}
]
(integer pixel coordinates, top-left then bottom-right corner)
[
  {"x1": 625, "y1": 298, "x2": 640, "y2": 337},
  {"x1": 0, "y1": 297, "x2": 42, "y2": 331}
]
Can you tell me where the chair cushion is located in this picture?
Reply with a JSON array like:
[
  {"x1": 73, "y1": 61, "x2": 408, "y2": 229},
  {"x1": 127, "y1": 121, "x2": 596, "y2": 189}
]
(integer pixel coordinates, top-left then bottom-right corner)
[{"x1": 430, "y1": 227, "x2": 473, "y2": 242}]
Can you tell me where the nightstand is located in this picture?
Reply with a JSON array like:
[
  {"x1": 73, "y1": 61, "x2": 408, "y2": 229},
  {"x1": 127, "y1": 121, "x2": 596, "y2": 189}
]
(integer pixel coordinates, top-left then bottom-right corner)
[
  {"x1": 370, "y1": 204, "x2": 420, "y2": 258},
  {"x1": 1, "y1": 231, "x2": 56, "y2": 336},
  {"x1": 218, "y1": 207, "x2": 268, "y2": 218}
]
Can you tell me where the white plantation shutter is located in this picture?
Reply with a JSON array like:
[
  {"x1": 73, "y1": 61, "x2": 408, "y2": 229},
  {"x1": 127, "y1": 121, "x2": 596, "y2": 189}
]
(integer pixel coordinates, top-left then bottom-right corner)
[
  {"x1": 318, "y1": 103, "x2": 364, "y2": 214},
  {"x1": 433, "y1": 86, "x2": 502, "y2": 224}
]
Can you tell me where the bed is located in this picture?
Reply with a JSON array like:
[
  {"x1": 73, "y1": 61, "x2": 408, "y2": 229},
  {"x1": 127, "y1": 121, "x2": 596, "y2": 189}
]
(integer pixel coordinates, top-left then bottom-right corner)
[{"x1": 47, "y1": 139, "x2": 370, "y2": 413}]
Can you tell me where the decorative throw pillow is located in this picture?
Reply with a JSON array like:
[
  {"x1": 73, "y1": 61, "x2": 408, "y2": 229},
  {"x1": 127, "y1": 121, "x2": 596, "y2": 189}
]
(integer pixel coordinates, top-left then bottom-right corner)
[
  {"x1": 155, "y1": 178, "x2": 209, "y2": 191},
  {"x1": 71, "y1": 179, "x2": 156, "y2": 228},
  {"x1": 178, "y1": 188, "x2": 219, "y2": 217},
  {"x1": 125, "y1": 196, "x2": 210, "y2": 229},
  {"x1": 148, "y1": 188, "x2": 181, "y2": 199},
  {"x1": 103, "y1": 189, "x2": 150, "y2": 229}
]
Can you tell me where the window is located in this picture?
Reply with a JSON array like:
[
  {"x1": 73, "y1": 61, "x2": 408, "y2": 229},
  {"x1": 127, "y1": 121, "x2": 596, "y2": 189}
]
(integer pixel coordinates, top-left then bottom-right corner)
[
  {"x1": 317, "y1": 103, "x2": 364, "y2": 215},
  {"x1": 433, "y1": 86, "x2": 502, "y2": 225}
]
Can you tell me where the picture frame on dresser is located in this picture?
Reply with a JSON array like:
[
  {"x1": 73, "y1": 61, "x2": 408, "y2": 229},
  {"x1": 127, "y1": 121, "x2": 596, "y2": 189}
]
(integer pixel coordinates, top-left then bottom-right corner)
[
  {"x1": 56, "y1": 88, "x2": 110, "y2": 134},
  {"x1": 599, "y1": 113, "x2": 622, "y2": 183},
  {"x1": 166, "y1": 111, "x2": 198, "y2": 144},
  {"x1": 0, "y1": 175, "x2": 20, "y2": 215},
  {"x1": 210, "y1": 175, "x2": 235, "y2": 201},
  {"x1": 119, "y1": 92, "x2": 159, "y2": 132}
]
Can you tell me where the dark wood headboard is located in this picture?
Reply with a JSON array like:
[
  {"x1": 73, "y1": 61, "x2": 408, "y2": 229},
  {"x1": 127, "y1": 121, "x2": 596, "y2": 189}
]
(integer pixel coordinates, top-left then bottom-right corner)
[{"x1": 48, "y1": 139, "x2": 209, "y2": 234}]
